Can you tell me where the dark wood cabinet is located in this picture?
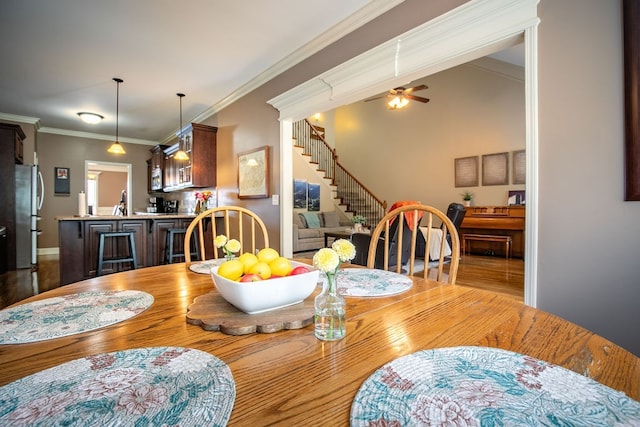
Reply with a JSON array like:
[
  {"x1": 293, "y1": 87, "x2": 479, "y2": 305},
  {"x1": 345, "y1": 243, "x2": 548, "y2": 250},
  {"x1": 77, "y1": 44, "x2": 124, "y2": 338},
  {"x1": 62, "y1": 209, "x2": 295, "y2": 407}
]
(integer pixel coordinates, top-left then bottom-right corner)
[
  {"x1": 163, "y1": 123, "x2": 217, "y2": 191},
  {"x1": 150, "y1": 218, "x2": 193, "y2": 265},
  {"x1": 59, "y1": 218, "x2": 151, "y2": 284},
  {"x1": 149, "y1": 144, "x2": 168, "y2": 192},
  {"x1": 0, "y1": 123, "x2": 27, "y2": 271}
]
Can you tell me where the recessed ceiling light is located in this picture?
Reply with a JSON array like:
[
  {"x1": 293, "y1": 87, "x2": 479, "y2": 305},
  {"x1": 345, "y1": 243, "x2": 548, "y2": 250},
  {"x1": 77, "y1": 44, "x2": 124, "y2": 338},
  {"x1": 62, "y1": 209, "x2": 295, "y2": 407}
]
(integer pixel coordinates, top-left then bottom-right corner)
[{"x1": 77, "y1": 112, "x2": 104, "y2": 124}]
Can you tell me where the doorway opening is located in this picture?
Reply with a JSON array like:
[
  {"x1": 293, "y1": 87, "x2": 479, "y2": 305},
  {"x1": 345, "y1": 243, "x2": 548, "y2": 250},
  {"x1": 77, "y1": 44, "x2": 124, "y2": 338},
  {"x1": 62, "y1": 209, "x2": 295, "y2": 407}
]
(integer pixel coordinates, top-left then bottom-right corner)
[
  {"x1": 84, "y1": 161, "x2": 132, "y2": 216},
  {"x1": 270, "y1": 0, "x2": 539, "y2": 306}
]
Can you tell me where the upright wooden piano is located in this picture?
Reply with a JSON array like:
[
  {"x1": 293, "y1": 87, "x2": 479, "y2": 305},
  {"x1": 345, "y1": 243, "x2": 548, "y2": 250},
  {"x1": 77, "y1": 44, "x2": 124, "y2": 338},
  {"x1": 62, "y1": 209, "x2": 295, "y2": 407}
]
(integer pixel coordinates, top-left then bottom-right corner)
[{"x1": 460, "y1": 205, "x2": 525, "y2": 258}]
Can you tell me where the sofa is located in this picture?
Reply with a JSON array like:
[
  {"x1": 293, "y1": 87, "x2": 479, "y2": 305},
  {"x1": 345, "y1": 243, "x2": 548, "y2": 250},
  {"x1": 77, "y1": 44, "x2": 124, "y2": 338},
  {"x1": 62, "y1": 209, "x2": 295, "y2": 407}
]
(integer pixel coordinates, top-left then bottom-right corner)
[{"x1": 292, "y1": 210, "x2": 352, "y2": 253}]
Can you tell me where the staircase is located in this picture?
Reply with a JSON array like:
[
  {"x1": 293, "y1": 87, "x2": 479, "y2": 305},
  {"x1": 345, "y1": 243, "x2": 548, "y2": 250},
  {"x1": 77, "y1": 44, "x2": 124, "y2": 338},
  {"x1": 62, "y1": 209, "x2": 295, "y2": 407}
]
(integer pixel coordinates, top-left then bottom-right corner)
[{"x1": 292, "y1": 119, "x2": 386, "y2": 226}]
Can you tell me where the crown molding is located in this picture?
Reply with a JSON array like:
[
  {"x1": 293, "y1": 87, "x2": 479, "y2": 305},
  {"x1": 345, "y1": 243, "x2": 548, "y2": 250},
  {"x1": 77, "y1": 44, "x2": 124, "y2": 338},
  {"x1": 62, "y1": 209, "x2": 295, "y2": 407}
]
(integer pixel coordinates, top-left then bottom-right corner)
[
  {"x1": 0, "y1": 113, "x2": 41, "y2": 129},
  {"x1": 466, "y1": 56, "x2": 525, "y2": 83},
  {"x1": 188, "y1": 0, "x2": 404, "y2": 129},
  {"x1": 38, "y1": 127, "x2": 157, "y2": 146},
  {"x1": 268, "y1": 0, "x2": 539, "y2": 121}
]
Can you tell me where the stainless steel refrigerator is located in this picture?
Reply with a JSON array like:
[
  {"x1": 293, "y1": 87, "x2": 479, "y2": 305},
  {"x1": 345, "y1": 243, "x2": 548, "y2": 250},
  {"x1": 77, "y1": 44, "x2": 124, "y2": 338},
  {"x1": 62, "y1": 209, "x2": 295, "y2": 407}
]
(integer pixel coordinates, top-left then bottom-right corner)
[{"x1": 15, "y1": 163, "x2": 43, "y2": 268}]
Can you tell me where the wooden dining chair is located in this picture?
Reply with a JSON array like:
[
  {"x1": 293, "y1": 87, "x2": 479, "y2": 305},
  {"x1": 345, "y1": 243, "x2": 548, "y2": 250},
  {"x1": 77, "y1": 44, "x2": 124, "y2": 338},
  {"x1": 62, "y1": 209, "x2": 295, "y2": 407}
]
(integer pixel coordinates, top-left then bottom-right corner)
[
  {"x1": 184, "y1": 206, "x2": 270, "y2": 268},
  {"x1": 366, "y1": 203, "x2": 460, "y2": 284}
]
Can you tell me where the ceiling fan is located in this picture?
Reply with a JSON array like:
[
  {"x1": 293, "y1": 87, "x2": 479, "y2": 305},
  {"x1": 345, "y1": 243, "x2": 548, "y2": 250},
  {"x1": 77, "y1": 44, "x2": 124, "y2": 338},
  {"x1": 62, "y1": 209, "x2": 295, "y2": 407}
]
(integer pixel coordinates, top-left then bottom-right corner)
[{"x1": 365, "y1": 85, "x2": 429, "y2": 109}]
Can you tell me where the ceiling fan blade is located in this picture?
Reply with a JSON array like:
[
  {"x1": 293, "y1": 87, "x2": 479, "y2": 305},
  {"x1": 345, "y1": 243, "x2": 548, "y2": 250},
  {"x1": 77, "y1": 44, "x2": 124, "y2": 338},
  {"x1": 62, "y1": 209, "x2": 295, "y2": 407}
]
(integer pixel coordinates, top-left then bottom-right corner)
[
  {"x1": 404, "y1": 84, "x2": 428, "y2": 94},
  {"x1": 405, "y1": 94, "x2": 430, "y2": 103}
]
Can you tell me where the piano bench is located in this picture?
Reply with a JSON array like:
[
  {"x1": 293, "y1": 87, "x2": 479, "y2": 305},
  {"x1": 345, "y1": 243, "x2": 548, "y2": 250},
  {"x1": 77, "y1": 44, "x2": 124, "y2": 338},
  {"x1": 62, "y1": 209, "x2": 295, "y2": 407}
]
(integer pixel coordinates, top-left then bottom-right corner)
[{"x1": 463, "y1": 234, "x2": 512, "y2": 259}]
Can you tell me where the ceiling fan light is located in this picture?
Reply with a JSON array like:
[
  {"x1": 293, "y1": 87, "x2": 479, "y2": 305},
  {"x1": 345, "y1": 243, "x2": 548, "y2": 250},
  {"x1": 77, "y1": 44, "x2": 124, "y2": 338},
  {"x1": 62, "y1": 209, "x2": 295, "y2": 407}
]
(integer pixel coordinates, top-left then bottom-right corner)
[
  {"x1": 78, "y1": 112, "x2": 104, "y2": 124},
  {"x1": 108, "y1": 141, "x2": 126, "y2": 154},
  {"x1": 388, "y1": 96, "x2": 409, "y2": 109}
]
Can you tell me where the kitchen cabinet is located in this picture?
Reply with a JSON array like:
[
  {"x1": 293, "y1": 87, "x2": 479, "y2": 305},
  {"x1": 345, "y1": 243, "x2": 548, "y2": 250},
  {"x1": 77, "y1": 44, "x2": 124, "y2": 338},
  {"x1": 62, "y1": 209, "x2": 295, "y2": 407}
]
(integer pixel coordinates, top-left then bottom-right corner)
[
  {"x1": 0, "y1": 123, "x2": 26, "y2": 270},
  {"x1": 149, "y1": 144, "x2": 168, "y2": 192},
  {"x1": 150, "y1": 218, "x2": 193, "y2": 265},
  {"x1": 58, "y1": 218, "x2": 151, "y2": 284},
  {"x1": 163, "y1": 123, "x2": 217, "y2": 191}
]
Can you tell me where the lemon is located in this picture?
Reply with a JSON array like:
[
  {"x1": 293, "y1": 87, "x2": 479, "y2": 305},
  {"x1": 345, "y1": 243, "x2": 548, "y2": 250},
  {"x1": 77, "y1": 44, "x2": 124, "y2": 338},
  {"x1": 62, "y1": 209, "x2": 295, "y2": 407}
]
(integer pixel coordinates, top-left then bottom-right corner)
[
  {"x1": 217, "y1": 259, "x2": 244, "y2": 281},
  {"x1": 269, "y1": 257, "x2": 293, "y2": 277},
  {"x1": 249, "y1": 261, "x2": 272, "y2": 279},
  {"x1": 237, "y1": 252, "x2": 259, "y2": 273},
  {"x1": 257, "y1": 247, "x2": 280, "y2": 264}
]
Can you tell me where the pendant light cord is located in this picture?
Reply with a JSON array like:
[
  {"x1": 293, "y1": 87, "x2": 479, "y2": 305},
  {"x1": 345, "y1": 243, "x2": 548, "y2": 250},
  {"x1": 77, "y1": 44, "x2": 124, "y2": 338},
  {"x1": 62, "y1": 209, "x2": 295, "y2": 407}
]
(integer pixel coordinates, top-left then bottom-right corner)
[
  {"x1": 178, "y1": 93, "x2": 185, "y2": 146},
  {"x1": 114, "y1": 78, "x2": 123, "y2": 142}
]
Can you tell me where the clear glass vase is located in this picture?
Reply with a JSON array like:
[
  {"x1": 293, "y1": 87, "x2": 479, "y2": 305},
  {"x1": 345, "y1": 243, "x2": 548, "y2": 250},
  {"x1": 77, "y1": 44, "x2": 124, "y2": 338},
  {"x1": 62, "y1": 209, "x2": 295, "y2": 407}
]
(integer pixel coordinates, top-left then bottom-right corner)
[{"x1": 314, "y1": 271, "x2": 346, "y2": 341}]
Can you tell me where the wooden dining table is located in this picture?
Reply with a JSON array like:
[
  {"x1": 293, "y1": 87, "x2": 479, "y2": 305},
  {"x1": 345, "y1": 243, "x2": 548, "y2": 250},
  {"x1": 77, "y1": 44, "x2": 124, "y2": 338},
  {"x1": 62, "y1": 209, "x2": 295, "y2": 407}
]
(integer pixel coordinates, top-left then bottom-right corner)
[{"x1": 1, "y1": 261, "x2": 639, "y2": 425}]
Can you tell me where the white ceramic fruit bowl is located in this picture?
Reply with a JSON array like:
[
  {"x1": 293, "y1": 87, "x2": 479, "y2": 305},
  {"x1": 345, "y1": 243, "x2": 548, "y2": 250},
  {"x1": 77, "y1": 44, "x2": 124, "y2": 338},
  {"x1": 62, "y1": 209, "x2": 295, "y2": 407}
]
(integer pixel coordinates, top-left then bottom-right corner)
[{"x1": 210, "y1": 260, "x2": 320, "y2": 314}]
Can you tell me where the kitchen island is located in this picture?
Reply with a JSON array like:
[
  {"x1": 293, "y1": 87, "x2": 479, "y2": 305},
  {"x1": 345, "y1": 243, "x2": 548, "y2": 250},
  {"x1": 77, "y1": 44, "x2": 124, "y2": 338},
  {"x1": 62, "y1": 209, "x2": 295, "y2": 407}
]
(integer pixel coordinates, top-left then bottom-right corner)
[{"x1": 56, "y1": 214, "x2": 197, "y2": 285}]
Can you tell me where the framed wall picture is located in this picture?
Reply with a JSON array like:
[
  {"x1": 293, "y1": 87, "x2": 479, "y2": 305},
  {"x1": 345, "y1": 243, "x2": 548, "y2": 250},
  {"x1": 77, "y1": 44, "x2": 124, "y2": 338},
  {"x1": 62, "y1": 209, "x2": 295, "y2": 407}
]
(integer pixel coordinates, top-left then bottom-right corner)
[
  {"x1": 54, "y1": 167, "x2": 70, "y2": 195},
  {"x1": 512, "y1": 150, "x2": 526, "y2": 184},
  {"x1": 307, "y1": 183, "x2": 320, "y2": 211},
  {"x1": 454, "y1": 156, "x2": 479, "y2": 187},
  {"x1": 623, "y1": 0, "x2": 640, "y2": 200},
  {"x1": 238, "y1": 146, "x2": 269, "y2": 199},
  {"x1": 293, "y1": 179, "x2": 307, "y2": 208},
  {"x1": 508, "y1": 190, "x2": 525, "y2": 205},
  {"x1": 482, "y1": 152, "x2": 509, "y2": 186}
]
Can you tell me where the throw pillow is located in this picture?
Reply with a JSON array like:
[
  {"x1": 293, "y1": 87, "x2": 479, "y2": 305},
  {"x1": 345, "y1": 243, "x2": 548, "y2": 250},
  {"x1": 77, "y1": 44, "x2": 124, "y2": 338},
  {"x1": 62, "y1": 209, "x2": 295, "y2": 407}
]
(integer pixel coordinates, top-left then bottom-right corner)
[
  {"x1": 298, "y1": 213, "x2": 308, "y2": 228},
  {"x1": 322, "y1": 211, "x2": 340, "y2": 228},
  {"x1": 301, "y1": 212, "x2": 321, "y2": 229}
]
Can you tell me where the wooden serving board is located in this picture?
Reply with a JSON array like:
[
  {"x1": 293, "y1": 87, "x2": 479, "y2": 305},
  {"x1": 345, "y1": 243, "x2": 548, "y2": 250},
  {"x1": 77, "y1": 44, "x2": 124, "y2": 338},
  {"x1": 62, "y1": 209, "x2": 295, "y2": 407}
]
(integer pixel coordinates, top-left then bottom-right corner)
[{"x1": 186, "y1": 292, "x2": 316, "y2": 335}]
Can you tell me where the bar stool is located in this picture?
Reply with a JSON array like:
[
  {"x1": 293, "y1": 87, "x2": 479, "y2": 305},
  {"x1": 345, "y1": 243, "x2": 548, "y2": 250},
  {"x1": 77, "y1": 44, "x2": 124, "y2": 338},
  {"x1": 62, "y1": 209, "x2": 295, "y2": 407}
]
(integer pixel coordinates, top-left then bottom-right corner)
[
  {"x1": 96, "y1": 231, "x2": 138, "y2": 276},
  {"x1": 165, "y1": 228, "x2": 199, "y2": 264}
]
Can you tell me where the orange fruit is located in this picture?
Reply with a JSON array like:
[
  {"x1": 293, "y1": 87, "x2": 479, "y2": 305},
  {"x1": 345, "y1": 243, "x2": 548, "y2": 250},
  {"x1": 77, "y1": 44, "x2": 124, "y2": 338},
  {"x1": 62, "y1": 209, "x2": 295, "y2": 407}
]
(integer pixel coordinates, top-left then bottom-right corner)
[
  {"x1": 257, "y1": 247, "x2": 280, "y2": 264},
  {"x1": 269, "y1": 257, "x2": 293, "y2": 277},
  {"x1": 217, "y1": 259, "x2": 244, "y2": 281},
  {"x1": 249, "y1": 261, "x2": 272, "y2": 279},
  {"x1": 237, "y1": 252, "x2": 259, "y2": 273}
]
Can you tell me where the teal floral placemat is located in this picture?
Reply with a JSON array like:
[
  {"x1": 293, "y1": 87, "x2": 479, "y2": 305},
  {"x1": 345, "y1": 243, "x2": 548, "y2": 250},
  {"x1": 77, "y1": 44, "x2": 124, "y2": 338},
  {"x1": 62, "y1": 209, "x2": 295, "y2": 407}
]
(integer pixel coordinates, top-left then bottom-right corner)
[
  {"x1": 351, "y1": 346, "x2": 640, "y2": 426},
  {"x1": 0, "y1": 347, "x2": 235, "y2": 426},
  {"x1": 189, "y1": 259, "x2": 225, "y2": 275},
  {"x1": 0, "y1": 290, "x2": 154, "y2": 344},
  {"x1": 333, "y1": 268, "x2": 413, "y2": 297}
]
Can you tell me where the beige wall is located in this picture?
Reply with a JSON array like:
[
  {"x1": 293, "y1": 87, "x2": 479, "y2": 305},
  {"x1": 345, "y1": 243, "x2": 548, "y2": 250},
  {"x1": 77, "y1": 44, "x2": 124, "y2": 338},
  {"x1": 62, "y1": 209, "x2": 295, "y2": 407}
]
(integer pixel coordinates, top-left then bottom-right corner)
[
  {"x1": 37, "y1": 133, "x2": 152, "y2": 248},
  {"x1": 323, "y1": 59, "x2": 525, "y2": 213},
  {"x1": 537, "y1": 0, "x2": 640, "y2": 355},
  {"x1": 97, "y1": 171, "x2": 127, "y2": 212}
]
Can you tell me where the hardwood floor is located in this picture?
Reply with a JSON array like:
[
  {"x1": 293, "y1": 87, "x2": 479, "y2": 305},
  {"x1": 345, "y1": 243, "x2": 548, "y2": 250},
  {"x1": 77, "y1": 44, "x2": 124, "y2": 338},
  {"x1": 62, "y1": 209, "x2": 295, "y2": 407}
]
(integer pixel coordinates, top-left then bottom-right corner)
[
  {"x1": 0, "y1": 254, "x2": 523, "y2": 309},
  {"x1": 455, "y1": 255, "x2": 524, "y2": 302},
  {"x1": 0, "y1": 255, "x2": 61, "y2": 309}
]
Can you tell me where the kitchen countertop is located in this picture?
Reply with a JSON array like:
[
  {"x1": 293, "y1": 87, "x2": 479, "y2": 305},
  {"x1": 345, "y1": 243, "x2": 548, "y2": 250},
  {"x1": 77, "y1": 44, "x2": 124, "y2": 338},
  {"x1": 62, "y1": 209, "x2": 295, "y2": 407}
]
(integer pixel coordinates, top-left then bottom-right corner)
[{"x1": 56, "y1": 213, "x2": 196, "y2": 221}]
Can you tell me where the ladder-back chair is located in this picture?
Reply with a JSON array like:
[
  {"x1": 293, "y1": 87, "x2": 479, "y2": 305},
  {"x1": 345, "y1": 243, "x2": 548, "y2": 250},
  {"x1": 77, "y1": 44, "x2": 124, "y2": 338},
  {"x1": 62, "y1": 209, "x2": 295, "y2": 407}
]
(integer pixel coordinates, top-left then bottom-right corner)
[
  {"x1": 366, "y1": 203, "x2": 460, "y2": 284},
  {"x1": 184, "y1": 206, "x2": 270, "y2": 268}
]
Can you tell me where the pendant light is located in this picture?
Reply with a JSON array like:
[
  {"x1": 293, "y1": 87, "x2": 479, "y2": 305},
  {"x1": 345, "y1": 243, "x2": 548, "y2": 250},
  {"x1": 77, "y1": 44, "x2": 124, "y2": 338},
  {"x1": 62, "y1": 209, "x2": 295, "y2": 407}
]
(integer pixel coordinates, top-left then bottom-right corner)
[
  {"x1": 174, "y1": 93, "x2": 189, "y2": 161},
  {"x1": 107, "y1": 78, "x2": 126, "y2": 154}
]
